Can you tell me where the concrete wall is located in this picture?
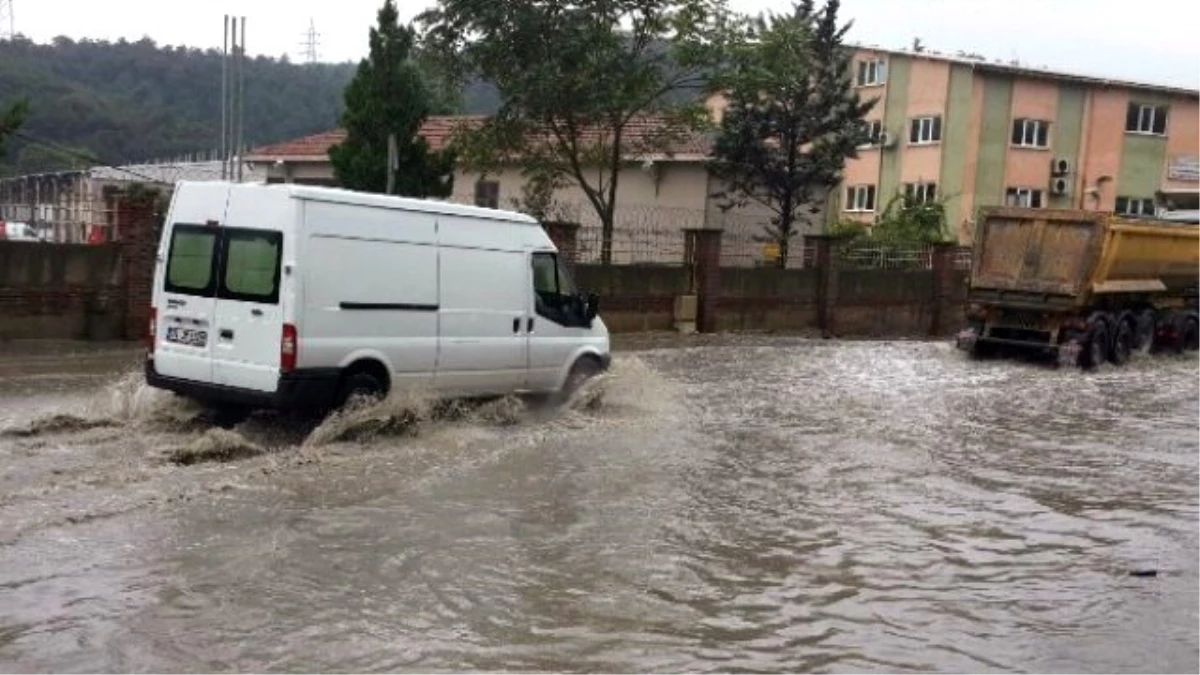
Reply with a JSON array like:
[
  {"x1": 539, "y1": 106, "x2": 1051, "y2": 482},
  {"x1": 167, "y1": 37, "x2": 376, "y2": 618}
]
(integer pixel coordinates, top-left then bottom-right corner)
[
  {"x1": 0, "y1": 242, "x2": 126, "y2": 340},
  {"x1": 570, "y1": 259, "x2": 967, "y2": 338}
]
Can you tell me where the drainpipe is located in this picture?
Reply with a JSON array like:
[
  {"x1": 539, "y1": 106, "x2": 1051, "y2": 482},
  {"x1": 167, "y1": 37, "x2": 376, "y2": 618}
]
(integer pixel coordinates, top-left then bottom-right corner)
[{"x1": 1077, "y1": 88, "x2": 1095, "y2": 209}]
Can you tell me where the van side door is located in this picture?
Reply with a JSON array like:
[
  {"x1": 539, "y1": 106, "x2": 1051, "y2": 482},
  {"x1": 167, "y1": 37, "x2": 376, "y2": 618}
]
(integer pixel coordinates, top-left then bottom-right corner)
[{"x1": 436, "y1": 245, "x2": 530, "y2": 396}]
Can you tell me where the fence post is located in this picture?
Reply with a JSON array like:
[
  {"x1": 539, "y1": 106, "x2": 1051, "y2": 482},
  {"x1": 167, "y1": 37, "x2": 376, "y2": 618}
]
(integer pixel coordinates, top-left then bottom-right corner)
[
  {"x1": 928, "y1": 242, "x2": 957, "y2": 337},
  {"x1": 117, "y1": 195, "x2": 159, "y2": 341},
  {"x1": 542, "y1": 221, "x2": 580, "y2": 267},
  {"x1": 805, "y1": 234, "x2": 843, "y2": 337},
  {"x1": 684, "y1": 228, "x2": 722, "y2": 333}
]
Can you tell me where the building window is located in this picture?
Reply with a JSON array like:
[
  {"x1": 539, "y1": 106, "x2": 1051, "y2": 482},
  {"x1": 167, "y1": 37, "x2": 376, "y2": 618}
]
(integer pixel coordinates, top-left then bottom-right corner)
[
  {"x1": 1011, "y1": 118, "x2": 1050, "y2": 148},
  {"x1": 1115, "y1": 196, "x2": 1156, "y2": 217},
  {"x1": 905, "y1": 182, "x2": 937, "y2": 204},
  {"x1": 845, "y1": 185, "x2": 877, "y2": 212},
  {"x1": 1126, "y1": 103, "x2": 1168, "y2": 135},
  {"x1": 856, "y1": 59, "x2": 887, "y2": 87},
  {"x1": 474, "y1": 180, "x2": 500, "y2": 209},
  {"x1": 858, "y1": 119, "x2": 884, "y2": 147},
  {"x1": 909, "y1": 116, "x2": 942, "y2": 144},
  {"x1": 1005, "y1": 187, "x2": 1043, "y2": 208}
]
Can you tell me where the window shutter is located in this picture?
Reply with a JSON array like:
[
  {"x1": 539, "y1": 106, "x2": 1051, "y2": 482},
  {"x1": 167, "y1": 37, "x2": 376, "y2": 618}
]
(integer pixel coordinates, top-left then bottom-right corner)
[
  {"x1": 1011, "y1": 119, "x2": 1024, "y2": 145},
  {"x1": 910, "y1": 119, "x2": 920, "y2": 143},
  {"x1": 932, "y1": 116, "x2": 942, "y2": 141},
  {"x1": 867, "y1": 185, "x2": 876, "y2": 210},
  {"x1": 1031, "y1": 190, "x2": 1043, "y2": 209},
  {"x1": 1036, "y1": 121, "x2": 1049, "y2": 147}
]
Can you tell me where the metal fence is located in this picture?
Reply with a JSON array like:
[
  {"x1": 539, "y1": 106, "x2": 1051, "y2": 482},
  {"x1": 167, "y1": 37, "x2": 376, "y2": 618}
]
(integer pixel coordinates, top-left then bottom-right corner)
[
  {"x1": 0, "y1": 202, "x2": 121, "y2": 244},
  {"x1": 838, "y1": 242, "x2": 975, "y2": 271}
]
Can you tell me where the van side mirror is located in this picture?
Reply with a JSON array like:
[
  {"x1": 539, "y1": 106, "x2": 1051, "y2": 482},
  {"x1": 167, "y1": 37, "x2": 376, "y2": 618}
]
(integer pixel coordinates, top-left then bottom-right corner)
[{"x1": 584, "y1": 293, "x2": 599, "y2": 321}]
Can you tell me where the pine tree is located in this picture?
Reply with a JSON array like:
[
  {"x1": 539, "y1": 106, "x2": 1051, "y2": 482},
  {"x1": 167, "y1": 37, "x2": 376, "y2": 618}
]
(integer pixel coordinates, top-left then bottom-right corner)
[
  {"x1": 709, "y1": 0, "x2": 876, "y2": 267},
  {"x1": 328, "y1": 0, "x2": 454, "y2": 197}
]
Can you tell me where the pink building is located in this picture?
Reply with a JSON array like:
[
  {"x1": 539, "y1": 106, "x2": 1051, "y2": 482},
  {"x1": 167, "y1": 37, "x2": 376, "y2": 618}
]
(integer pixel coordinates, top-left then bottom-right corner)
[{"x1": 838, "y1": 47, "x2": 1199, "y2": 242}]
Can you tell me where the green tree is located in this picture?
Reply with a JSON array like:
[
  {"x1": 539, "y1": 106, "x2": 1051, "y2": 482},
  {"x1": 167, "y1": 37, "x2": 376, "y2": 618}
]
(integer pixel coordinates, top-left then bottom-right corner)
[
  {"x1": 419, "y1": 0, "x2": 735, "y2": 264},
  {"x1": 708, "y1": 0, "x2": 875, "y2": 267},
  {"x1": 0, "y1": 99, "x2": 29, "y2": 159},
  {"x1": 871, "y1": 190, "x2": 951, "y2": 248},
  {"x1": 328, "y1": 0, "x2": 454, "y2": 197}
]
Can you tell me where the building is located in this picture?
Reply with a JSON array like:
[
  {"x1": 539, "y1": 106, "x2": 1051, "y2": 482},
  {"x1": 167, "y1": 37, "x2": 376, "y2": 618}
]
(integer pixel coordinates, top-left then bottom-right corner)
[
  {"x1": 246, "y1": 117, "x2": 808, "y2": 265},
  {"x1": 835, "y1": 47, "x2": 1199, "y2": 242},
  {"x1": 0, "y1": 160, "x2": 266, "y2": 242}
]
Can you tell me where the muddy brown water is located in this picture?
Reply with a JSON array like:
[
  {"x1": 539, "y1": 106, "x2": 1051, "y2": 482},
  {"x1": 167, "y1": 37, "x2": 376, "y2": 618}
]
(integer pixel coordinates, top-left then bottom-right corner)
[{"x1": 0, "y1": 337, "x2": 1196, "y2": 673}]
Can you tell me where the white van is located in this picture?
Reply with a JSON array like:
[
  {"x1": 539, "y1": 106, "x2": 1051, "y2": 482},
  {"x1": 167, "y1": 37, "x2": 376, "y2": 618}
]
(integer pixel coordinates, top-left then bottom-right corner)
[{"x1": 145, "y1": 181, "x2": 610, "y2": 416}]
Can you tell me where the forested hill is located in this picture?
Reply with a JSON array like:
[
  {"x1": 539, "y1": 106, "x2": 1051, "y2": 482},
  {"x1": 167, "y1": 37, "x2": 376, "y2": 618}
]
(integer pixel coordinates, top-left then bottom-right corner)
[{"x1": 0, "y1": 36, "x2": 502, "y2": 177}]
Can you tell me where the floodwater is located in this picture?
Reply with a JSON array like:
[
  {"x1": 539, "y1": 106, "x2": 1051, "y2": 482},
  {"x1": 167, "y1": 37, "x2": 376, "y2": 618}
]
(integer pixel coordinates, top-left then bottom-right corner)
[{"x1": 0, "y1": 336, "x2": 1196, "y2": 673}]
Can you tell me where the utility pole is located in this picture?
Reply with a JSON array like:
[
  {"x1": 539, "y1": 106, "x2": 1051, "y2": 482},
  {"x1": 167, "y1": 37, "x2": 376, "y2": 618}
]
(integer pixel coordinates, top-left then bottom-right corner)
[
  {"x1": 237, "y1": 16, "x2": 246, "y2": 183},
  {"x1": 386, "y1": 133, "x2": 397, "y2": 195},
  {"x1": 221, "y1": 15, "x2": 228, "y2": 180},
  {"x1": 220, "y1": 15, "x2": 247, "y2": 182}
]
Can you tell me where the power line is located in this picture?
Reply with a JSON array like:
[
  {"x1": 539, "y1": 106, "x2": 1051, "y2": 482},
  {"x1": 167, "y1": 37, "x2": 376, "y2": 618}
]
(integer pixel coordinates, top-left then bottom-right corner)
[{"x1": 7, "y1": 130, "x2": 163, "y2": 183}]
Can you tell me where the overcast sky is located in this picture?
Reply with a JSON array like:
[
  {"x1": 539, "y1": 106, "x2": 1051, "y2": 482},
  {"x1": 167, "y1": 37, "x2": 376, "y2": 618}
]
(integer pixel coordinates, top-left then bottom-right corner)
[{"x1": 11, "y1": 0, "x2": 1200, "y2": 89}]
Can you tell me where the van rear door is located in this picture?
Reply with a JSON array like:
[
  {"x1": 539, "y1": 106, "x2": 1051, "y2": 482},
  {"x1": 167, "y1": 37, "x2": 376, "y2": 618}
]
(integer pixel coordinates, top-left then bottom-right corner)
[
  {"x1": 156, "y1": 222, "x2": 221, "y2": 384},
  {"x1": 211, "y1": 226, "x2": 285, "y2": 392}
]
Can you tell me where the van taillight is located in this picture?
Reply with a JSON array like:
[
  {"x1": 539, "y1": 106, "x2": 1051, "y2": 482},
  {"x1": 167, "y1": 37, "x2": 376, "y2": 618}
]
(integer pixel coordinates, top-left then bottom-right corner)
[
  {"x1": 281, "y1": 323, "x2": 298, "y2": 373},
  {"x1": 147, "y1": 307, "x2": 157, "y2": 354}
]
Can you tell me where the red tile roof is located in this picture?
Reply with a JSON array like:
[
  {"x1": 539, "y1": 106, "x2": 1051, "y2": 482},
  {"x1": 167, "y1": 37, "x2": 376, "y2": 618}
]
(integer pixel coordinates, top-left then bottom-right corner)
[{"x1": 247, "y1": 115, "x2": 711, "y2": 161}]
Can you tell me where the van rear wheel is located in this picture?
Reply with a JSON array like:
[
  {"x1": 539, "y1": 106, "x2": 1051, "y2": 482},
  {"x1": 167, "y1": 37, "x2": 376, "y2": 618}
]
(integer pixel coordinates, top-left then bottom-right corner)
[{"x1": 337, "y1": 371, "x2": 385, "y2": 409}]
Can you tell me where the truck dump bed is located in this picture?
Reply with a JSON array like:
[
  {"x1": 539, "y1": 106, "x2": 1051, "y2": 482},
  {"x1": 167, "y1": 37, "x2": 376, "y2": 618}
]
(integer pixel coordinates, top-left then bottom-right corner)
[
  {"x1": 969, "y1": 208, "x2": 1106, "y2": 309},
  {"x1": 970, "y1": 207, "x2": 1199, "y2": 309}
]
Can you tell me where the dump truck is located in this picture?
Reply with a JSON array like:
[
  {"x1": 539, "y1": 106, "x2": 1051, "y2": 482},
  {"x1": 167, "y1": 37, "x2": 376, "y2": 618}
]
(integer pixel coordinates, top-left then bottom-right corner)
[{"x1": 955, "y1": 206, "x2": 1199, "y2": 368}]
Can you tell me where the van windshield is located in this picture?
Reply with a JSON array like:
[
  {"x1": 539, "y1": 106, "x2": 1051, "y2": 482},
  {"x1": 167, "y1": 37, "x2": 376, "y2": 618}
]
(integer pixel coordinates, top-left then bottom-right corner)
[{"x1": 163, "y1": 225, "x2": 282, "y2": 304}]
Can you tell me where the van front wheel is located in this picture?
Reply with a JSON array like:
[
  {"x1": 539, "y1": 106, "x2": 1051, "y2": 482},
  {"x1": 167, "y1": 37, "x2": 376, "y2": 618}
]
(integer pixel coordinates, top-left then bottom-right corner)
[
  {"x1": 559, "y1": 357, "x2": 602, "y2": 403},
  {"x1": 337, "y1": 371, "x2": 385, "y2": 409}
]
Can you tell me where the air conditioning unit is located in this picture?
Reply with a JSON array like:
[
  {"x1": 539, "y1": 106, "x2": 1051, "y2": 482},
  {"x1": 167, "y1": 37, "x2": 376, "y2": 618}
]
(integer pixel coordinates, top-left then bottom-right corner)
[
  {"x1": 878, "y1": 131, "x2": 896, "y2": 148},
  {"x1": 1050, "y1": 177, "x2": 1070, "y2": 196},
  {"x1": 1050, "y1": 158, "x2": 1072, "y2": 176}
]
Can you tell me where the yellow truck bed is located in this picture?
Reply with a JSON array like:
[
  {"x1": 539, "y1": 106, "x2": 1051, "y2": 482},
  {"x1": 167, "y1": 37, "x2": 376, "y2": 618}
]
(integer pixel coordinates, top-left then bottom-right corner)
[{"x1": 970, "y1": 207, "x2": 1198, "y2": 307}]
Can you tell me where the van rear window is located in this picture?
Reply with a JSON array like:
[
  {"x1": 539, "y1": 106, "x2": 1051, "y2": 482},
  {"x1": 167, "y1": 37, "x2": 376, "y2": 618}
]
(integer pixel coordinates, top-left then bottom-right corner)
[
  {"x1": 220, "y1": 229, "x2": 282, "y2": 304},
  {"x1": 165, "y1": 226, "x2": 218, "y2": 296}
]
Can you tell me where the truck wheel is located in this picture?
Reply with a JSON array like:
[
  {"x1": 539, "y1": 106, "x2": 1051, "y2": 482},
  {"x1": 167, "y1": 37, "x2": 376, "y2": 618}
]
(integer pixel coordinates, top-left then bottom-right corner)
[
  {"x1": 337, "y1": 371, "x2": 385, "y2": 409},
  {"x1": 1082, "y1": 320, "x2": 1109, "y2": 370},
  {"x1": 1184, "y1": 317, "x2": 1200, "y2": 352},
  {"x1": 1109, "y1": 320, "x2": 1133, "y2": 366},
  {"x1": 1133, "y1": 309, "x2": 1156, "y2": 353}
]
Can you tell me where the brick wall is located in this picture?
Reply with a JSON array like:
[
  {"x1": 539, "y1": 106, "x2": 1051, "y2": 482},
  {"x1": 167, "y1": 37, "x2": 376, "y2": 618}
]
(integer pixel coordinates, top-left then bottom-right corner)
[{"x1": 0, "y1": 197, "x2": 158, "y2": 342}]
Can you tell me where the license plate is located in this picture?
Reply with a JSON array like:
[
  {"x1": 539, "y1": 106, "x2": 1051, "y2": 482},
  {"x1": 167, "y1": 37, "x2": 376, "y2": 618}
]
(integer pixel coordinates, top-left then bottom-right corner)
[{"x1": 166, "y1": 326, "x2": 208, "y2": 348}]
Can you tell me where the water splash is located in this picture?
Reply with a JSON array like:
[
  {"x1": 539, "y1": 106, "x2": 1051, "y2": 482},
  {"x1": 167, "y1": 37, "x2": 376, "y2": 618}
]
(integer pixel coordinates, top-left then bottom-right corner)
[{"x1": 167, "y1": 428, "x2": 267, "y2": 466}]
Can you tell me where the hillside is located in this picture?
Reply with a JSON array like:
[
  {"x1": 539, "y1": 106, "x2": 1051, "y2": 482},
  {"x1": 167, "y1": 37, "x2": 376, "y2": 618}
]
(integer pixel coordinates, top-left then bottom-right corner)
[{"x1": 0, "y1": 36, "x2": 502, "y2": 177}]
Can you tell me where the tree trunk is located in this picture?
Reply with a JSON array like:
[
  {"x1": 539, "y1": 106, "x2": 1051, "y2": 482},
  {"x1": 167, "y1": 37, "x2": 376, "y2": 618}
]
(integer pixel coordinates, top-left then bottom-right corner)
[
  {"x1": 777, "y1": 236, "x2": 789, "y2": 269},
  {"x1": 600, "y1": 215, "x2": 614, "y2": 266}
]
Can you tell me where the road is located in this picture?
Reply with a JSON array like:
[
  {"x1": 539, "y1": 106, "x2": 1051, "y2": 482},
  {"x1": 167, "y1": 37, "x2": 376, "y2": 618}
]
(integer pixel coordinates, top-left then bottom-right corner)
[{"x1": 0, "y1": 336, "x2": 1196, "y2": 673}]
